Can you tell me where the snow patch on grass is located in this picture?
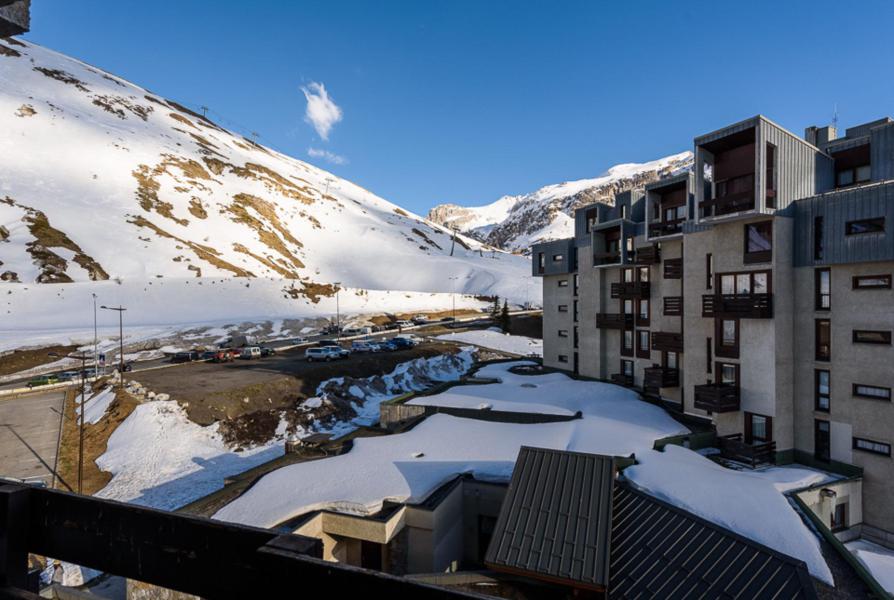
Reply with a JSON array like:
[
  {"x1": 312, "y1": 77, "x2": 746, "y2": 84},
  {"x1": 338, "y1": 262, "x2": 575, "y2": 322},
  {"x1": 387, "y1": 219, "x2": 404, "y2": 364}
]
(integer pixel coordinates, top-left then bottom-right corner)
[{"x1": 436, "y1": 329, "x2": 542, "y2": 356}]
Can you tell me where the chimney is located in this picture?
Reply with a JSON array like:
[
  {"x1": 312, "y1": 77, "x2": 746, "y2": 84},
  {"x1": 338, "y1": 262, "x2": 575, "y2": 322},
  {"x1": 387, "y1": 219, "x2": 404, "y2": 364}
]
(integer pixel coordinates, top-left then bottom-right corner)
[{"x1": 806, "y1": 125, "x2": 837, "y2": 147}]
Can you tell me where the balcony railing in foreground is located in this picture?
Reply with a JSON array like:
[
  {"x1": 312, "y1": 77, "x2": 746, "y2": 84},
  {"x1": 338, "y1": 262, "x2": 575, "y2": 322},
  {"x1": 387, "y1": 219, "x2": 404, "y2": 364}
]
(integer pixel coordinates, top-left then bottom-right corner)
[
  {"x1": 596, "y1": 313, "x2": 633, "y2": 329},
  {"x1": 702, "y1": 293, "x2": 773, "y2": 319},
  {"x1": 693, "y1": 383, "x2": 740, "y2": 413},
  {"x1": 643, "y1": 366, "x2": 680, "y2": 389}
]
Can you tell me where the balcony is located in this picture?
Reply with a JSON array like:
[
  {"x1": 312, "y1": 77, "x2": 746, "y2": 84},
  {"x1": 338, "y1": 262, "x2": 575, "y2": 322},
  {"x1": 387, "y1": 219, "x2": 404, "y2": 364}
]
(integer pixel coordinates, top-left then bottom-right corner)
[
  {"x1": 644, "y1": 366, "x2": 680, "y2": 389},
  {"x1": 693, "y1": 383, "x2": 740, "y2": 413},
  {"x1": 702, "y1": 294, "x2": 773, "y2": 319},
  {"x1": 596, "y1": 313, "x2": 633, "y2": 329},
  {"x1": 610, "y1": 281, "x2": 650, "y2": 299},
  {"x1": 717, "y1": 434, "x2": 776, "y2": 468},
  {"x1": 648, "y1": 220, "x2": 683, "y2": 238},
  {"x1": 663, "y1": 296, "x2": 683, "y2": 316},
  {"x1": 663, "y1": 258, "x2": 683, "y2": 279},
  {"x1": 651, "y1": 332, "x2": 683, "y2": 353},
  {"x1": 592, "y1": 250, "x2": 621, "y2": 266},
  {"x1": 634, "y1": 245, "x2": 660, "y2": 265},
  {"x1": 700, "y1": 173, "x2": 755, "y2": 217},
  {"x1": 610, "y1": 373, "x2": 633, "y2": 386}
]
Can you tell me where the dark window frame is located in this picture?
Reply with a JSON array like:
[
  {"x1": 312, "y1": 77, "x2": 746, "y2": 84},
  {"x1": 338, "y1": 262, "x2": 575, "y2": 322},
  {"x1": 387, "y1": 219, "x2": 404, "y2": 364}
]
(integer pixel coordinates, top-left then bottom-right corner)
[
  {"x1": 716, "y1": 269, "x2": 773, "y2": 295},
  {"x1": 744, "y1": 220, "x2": 773, "y2": 264},
  {"x1": 706, "y1": 253, "x2": 713, "y2": 289},
  {"x1": 557, "y1": 354, "x2": 569, "y2": 364},
  {"x1": 853, "y1": 274, "x2": 892, "y2": 290},
  {"x1": 852, "y1": 330, "x2": 892, "y2": 345},
  {"x1": 621, "y1": 329, "x2": 634, "y2": 357},
  {"x1": 715, "y1": 318, "x2": 740, "y2": 359},
  {"x1": 621, "y1": 359, "x2": 634, "y2": 378},
  {"x1": 636, "y1": 330, "x2": 651, "y2": 360},
  {"x1": 815, "y1": 369, "x2": 830, "y2": 412},
  {"x1": 558, "y1": 280, "x2": 569, "y2": 288},
  {"x1": 816, "y1": 319, "x2": 831, "y2": 361},
  {"x1": 552, "y1": 254, "x2": 565, "y2": 262},
  {"x1": 706, "y1": 337, "x2": 712, "y2": 374},
  {"x1": 557, "y1": 330, "x2": 569, "y2": 338},
  {"x1": 815, "y1": 268, "x2": 831, "y2": 311},
  {"x1": 557, "y1": 304, "x2": 569, "y2": 313},
  {"x1": 714, "y1": 361, "x2": 739, "y2": 387},
  {"x1": 814, "y1": 216, "x2": 824, "y2": 261},
  {"x1": 765, "y1": 142, "x2": 777, "y2": 208},
  {"x1": 635, "y1": 298, "x2": 650, "y2": 327},
  {"x1": 846, "y1": 217, "x2": 885, "y2": 235},
  {"x1": 853, "y1": 437, "x2": 892, "y2": 457},
  {"x1": 745, "y1": 411, "x2": 773, "y2": 444},
  {"x1": 815, "y1": 419, "x2": 831, "y2": 462},
  {"x1": 852, "y1": 383, "x2": 892, "y2": 401}
]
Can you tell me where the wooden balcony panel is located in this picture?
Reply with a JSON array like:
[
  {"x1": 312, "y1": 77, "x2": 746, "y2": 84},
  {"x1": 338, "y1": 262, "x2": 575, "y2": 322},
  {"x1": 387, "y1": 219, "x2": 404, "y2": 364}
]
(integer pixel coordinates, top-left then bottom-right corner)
[
  {"x1": 649, "y1": 220, "x2": 683, "y2": 237},
  {"x1": 663, "y1": 258, "x2": 683, "y2": 279},
  {"x1": 702, "y1": 294, "x2": 773, "y2": 319},
  {"x1": 596, "y1": 313, "x2": 633, "y2": 329},
  {"x1": 700, "y1": 191, "x2": 755, "y2": 217},
  {"x1": 634, "y1": 245, "x2": 661, "y2": 265},
  {"x1": 610, "y1": 373, "x2": 633, "y2": 386},
  {"x1": 651, "y1": 332, "x2": 684, "y2": 353},
  {"x1": 610, "y1": 281, "x2": 651, "y2": 299},
  {"x1": 717, "y1": 434, "x2": 777, "y2": 468},
  {"x1": 693, "y1": 383, "x2": 740, "y2": 413},
  {"x1": 663, "y1": 296, "x2": 683, "y2": 316},
  {"x1": 643, "y1": 366, "x2": 680, "y2": 389}
]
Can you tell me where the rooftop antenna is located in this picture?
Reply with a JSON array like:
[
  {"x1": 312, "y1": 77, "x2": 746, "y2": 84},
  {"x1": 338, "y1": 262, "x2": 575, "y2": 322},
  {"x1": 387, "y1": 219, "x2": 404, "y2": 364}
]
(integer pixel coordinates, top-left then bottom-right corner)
[{"x1": 832, "y1": 104, "x2": 839, "y2": 132}]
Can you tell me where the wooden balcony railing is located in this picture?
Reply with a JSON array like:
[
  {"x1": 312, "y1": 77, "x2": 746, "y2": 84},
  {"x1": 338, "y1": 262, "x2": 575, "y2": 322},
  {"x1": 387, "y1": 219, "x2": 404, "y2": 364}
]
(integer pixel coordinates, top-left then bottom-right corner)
[
  {"x1": 648, "y1": 220, "x2": 683, "y2": 237},
  {"x1": 663, "y1": 296, "x2": 683, "y2": 316},
  {"x1": 663, "y1": 257, "x2": 683, "y2": 279},
  {"x1": 610, "y1": 373, "x2": 634, "y2": 386},
  {"x1": 702, "y1": 294, "x2": 773, "y2": 319},
  {"x1": 596, "y1": 313, "x2": 633, "y2": 329},
  {"x1": 592, "y1": 250, "x2": 621, "y2": 266},
  {"x1": 694, "y1": 383, "x2": 740, "y2": 413},
  {"x1": 700, "y1": 191, "x2": 755, "y2": 217},
  {"x1": 644, "y1": 366, "x2": 680, "y2": 389},
  {"x1": 610, "y1": 281, "x2": 651, "y2": 299},
  {"x1": 717, "y1": 433, "x2": 776, "y2": 468},
  {"x1": 634, "y1": 245, "x2": 661, "y2": 265},
  {"x1": 651, "y1": 332, "x2": 684, "y2": 353}
]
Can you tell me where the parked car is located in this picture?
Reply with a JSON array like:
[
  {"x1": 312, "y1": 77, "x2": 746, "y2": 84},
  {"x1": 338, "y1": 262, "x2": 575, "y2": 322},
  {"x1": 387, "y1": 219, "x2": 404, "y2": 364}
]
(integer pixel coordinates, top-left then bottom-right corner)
[
  {"x1": 260, "y1": 346, "x2": 277, "y2": 357},
  {"x1": 56, "y1": 371, "x2": 81, "y2": 382},
  {"x1": 200, "y1": 351, "x2": 217, "y2": 361},
  {"x1": 395, "y1": 334, "x2": 422, "y2": 346},
  {"x1": 343, "y1": 326, "x2": 373, "y2": 337},
  {"x1": 291, "y1": 337, "x2": 309, "y2": 345},
  {"x1": 351, "y1": 340, "x2": 377, "y2": 353},
  {"x1": 212, "y1": 349, "x2": 236, "y2": 363},
  {"x1": 379, "y1": 340, "x2": 400, "y2": 352},
  {"x1": 27, "y1": 374, "x2": 59, "y2": 388},
  {"x1": 240, "y1": 346, "x2": 262, "y2": 360},
  {"x1": 117, "y1": 361, "x2": 134, "y2": 372},
  {"x1": 387, "y1": 337, "x2": 415, "y2": 350},
  {"x1": 394, "y1": 320, "x2": 413, "y2": 328},
  {"x1": 171, "y1": 351, "x2": 199, "y2": 364},
  {"x1": 440, "y1": 316, "x2": 456, "y2": 322},
  {"x1": 317, "y1": 340, "x2": 340, "y2": 348},
  {"x1": 305, "y1": 347, "x2": 339, "y2": 362},
  {"x1": 383, "y1": 322, "x2": 399, "y2": 331}
]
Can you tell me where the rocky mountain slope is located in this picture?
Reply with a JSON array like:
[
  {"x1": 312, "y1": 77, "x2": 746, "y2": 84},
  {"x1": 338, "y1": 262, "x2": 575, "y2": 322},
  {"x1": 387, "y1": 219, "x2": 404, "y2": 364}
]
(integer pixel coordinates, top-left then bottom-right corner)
[
  {"x1": 0, "y1": 38, "x2": 530, "y2": 304},
  {"x1": 429, "y1": 152, "x2": 693, "y2": 253}
]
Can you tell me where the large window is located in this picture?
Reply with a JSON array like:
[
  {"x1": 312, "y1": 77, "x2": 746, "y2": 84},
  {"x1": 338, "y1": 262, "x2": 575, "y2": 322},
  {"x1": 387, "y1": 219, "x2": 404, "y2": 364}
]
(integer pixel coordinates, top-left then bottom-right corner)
[
  {"x1": 815, "y1": 268, "x2": 830, "y2": 310},
  {"x1": 853, "y1": 437, "x2": 891, "y2": 457},
  {"x1": 853, "y1": 384, "x2": 891, "y2": 401},
  {"x1": 746, "y1": 412, "x2": 772, "y2": 444},
  {"x1": 636, "y1": 330, "x2": 651, "y2": 359},
  {"x1": 716, "y1": 318, "x2": 739, "y2": 358},
  {"x1": 621, "y1": 359, "x2": 634, "y2": 378},
  {"x1": 718, "y1": 270, "x2": 771, "y2": 295},
  {"x1": 744, "y1": 221, "x2": 773, "y2": 263},
  {"x1": 537, "y1": 253, "x2": 545, "y2": 273},
  {"x1": 815, "y1": 420, "x2": 831, "y2": 462},
  {"x1": 846, "y1": 217, "x2": 885, "y2": 235},
  {"x1": 552, "y1": 254, "x2": 564, "y2": 262},
  {"x1": 585, "y1": 208, "x2": 597, "y2": 234},
  {"x1": 853, "y1": 274, "x2": 891, "y2": 289},
  {"x1": 636, "y1": 299, "x2": 649, "y2": 326},
  {"x1": 573, "y1": 274, "x2": 580, "y2": 296},
  {"x1": 638, "y1": 266, "x2": 650, "y2": 282},
  {"x1": 815, "y1": 370, "x2": 830, "y2": 412},
  {"x1": 621, "y1": 330, "x2": 634, "y2": 357},
  {"x1": 623, "y1": 268, "x2": 635, "y2": 283},
  {"x1": 837, "y1": 165, "x2": 871, "y2": 188},
  {"x1": 816, "y1": 319, "x2": 831, "y2": 361},
  {"x1": 853, "y1": 330, "x2": 892, "y2": 345},
  {"x1": 765, "y1": 143, "x2": 777, "y2": 207},
  {"x1": 706, "y1": 337, "x2": 712, "y2": 374}
]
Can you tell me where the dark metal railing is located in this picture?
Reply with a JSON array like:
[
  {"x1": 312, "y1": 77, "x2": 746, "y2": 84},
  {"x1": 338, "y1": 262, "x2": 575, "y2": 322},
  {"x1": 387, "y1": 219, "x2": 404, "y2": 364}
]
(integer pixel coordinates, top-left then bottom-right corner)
[
  {"x1": 702, "y1": 294, "x2": 773, "y2": 319},
  {"x1": 610, "y1": 281, "x2": 650, "y2": 299},
  {"x1": 596, "y1": 313, "x2": 634, "y2": 329},
  {"x1": 651, "y1": 332, "x2": 684, "y2": 353},
  {"x1": 663, "y1": 296, "x2": 683, "y2": 316},
  {"x1": 643, "y1": 367, "x2": 680, "y2": 389},
  {"x1": 693, "y1": 383, "x2": 740, "y2": 413},
  {"x1": 663, "y1": 258, "x2": 683, "y2": 279},
  {"x1": 717, "y1": 434, "x2": 777, "y2": 468}
]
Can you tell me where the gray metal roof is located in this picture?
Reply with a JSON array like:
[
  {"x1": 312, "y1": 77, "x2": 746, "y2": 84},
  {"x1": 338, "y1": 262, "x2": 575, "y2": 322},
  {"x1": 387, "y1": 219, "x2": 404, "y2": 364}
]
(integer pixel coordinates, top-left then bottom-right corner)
[
  {"x1": 485, "y1": 447, "x2": 818, "y2": 599},
  {"x1": 484, "y1": 447, "x2": 616, "y2": 590},
  {"x1": 609, "y1": 484, "x2": 817, "y2": 599}
]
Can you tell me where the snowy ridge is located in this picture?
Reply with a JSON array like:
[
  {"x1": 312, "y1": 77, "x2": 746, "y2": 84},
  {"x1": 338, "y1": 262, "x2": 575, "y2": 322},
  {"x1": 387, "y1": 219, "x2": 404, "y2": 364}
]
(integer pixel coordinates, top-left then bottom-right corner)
[
  {"x1": 0, "y1": 38, "x2": 534, "y2": 337},
  {"x1": 428, "y1": 151, "x2": 693, "y2": 252}
]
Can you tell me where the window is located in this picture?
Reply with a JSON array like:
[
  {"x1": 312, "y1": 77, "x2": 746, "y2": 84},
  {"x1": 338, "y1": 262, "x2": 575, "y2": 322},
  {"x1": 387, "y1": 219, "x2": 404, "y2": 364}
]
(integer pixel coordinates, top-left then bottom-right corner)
[
  {"x1": 745, "y1": 412, "x2": 772, "y2": 444},
  {"x1": 573, "y1": 326, "x2": 579, "y2": 349},
  {"x1": 815, "y1": 268, "x2": 830, "y2": 310},
  {"x1": 831, "y1": 503, "x2": 847, "y2": 532},
  {"x1": 837, "y1": 166, "x2": 871, "y2": 188},
  {"x1": 623, "y1": 268, "x2": 635, "y2": 283},
  {"x1": 573, "y1": 274, "x2": 580, "y2": 296},
  {"x1": 664, "y1": 351, "x2": 679, "y2": 370},
  {"x1": 636, "y1": 299, "x2": 649, "y2": 326},
  {"x1": 585, "y1": 208, "x2": 597, "y2": 233},
  {"x1": 552, "y1": 254, "x2": 564, "y2": 262},
  {"x1": 853, "y1": 330, "x2": 892, "y2": 345},
  {"x1": 622, "y1": 330, "x2": 634, "y2": 357},
  {"x1": 706, "y1": 337, "x2": 712, "y2": 374},
  {"x1": 636, "y1": 330, "x2": 651, "y2": 359},
  {"x1": 557, "y1": 304, "x2": 568, "y2": 313},
  {"x1": 744, "y1": 221, "x2": 773, "y2": 263},
  {"x1": 814, "y1": 216, "x2": 824, "y2": 261},
  {"x1": 717, "y1": 270, "x2": 771, "y2": 295},
  {"x1": 623, "y1": 299, "x2": 634, "y2": 315},
  {"x1": 846, "y1": 217, "x2": 885, "y2": 235},
  {"x1": 558, "y1": 330, "x2": 569, "y2": 338},
  {"x1": 706, "y1": 254, "x2": 713, "y2": 289},
  {"x1": 557, "y1": 354, "x2": 569, "y2": 364},
  {"x1": 853, "y1": 274, "x2": 892, "y2": 289},
  {"x1": 815, "y1": 370, "x2": 830, "y2": 412},
  {"x1": 621, "y1": 359, "x2": 634, "y2": 377},
  {"x1": 638, "y1": 267, "x2": 650, "y2": 282},
  {"x1": 716, "y1": 318, "x2": 739, "y2": 358},
  {"x1": 716, "y1": 362, "x2": 738, "y2": 386},
  {"x1": 853, "y1": 384, "x2": 891, "y2": 401},
  {"x1": 853, "y1": 437, "x2": 891, "y2": 457},
  {"x1": 558, "y1": 279, "x2": 568, "y2": 287},
  {"x1": 765, "y1": 143, "x2": 777, "y2": 208},
  {"x1": 538, "y1": 253, "x2": 545, "y2": 273},
  {"x1": 573, "y1": 300, "x2": 578, "y2": 322},
  {"x1": 815, "y1": 420, "x2": 831, "y2": 462},
  {"x1": 816, "y1": 319, "x2": 831, "y2": 361}
]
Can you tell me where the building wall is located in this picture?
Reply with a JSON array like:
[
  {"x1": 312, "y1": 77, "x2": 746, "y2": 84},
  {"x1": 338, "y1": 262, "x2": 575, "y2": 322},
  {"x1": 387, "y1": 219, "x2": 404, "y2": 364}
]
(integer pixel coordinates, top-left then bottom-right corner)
[
  {"x1": 541, "y1": 274, "x2": 574, "y2": 370},
  {"x1": 792, "y1": 261, "x2": 894, "y2": 532}
]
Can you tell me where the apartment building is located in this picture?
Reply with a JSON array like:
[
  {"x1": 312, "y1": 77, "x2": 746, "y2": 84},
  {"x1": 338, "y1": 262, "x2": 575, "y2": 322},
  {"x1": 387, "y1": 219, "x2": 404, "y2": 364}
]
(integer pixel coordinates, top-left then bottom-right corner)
[{"x1": 533, "y1": 114, "x2": 894, "y2": 545}]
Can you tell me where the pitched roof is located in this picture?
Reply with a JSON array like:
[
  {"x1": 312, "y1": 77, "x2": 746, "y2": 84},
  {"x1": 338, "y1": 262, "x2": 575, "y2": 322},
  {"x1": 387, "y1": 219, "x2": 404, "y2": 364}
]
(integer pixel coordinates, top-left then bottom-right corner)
[
  {"x1": 485, "y1": 447, "x2": 818, "y2": 599},
  {"x1": 484, "y1": 446, "x2": 615, "y2": 591}
]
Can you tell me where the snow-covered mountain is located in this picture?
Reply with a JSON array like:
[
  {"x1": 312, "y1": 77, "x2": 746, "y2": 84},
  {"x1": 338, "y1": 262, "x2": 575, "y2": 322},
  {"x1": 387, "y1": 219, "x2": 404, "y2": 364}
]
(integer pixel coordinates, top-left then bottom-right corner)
[
  {"x1": 429, "y1": 152, "x2": 694, "y2": 253},
  {"x1": 0, "y1": 39, "x2": 535, "y2": 333}
]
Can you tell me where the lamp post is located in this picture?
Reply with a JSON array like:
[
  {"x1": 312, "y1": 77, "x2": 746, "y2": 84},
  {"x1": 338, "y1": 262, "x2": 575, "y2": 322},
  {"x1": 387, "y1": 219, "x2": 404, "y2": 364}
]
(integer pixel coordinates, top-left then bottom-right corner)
[
  {"x1": 49, "y1": 351, "x2": 89, "y2": 494},
  {"x1": 100, "y1": 305, "x2": 126, "y2": 388},
  {"x1": 333, "y1": 282, "x2": 341, "y2": 341},
  {"x1": 92, "y1": 293, "x2": 98, "y2": 378},
  {"x1": 448, "y1": 276, "x2": 459, "y2": 321}
]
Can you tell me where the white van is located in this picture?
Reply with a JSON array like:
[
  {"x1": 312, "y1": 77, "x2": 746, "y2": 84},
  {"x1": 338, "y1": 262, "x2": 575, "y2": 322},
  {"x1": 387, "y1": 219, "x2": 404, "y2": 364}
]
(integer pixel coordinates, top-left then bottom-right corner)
[
  {"x1": 343, "y1": 326, "x2": 373, "y2": 337},
  {"x1": 240, "y1": 346, "x2": 261, "y2": 359}
]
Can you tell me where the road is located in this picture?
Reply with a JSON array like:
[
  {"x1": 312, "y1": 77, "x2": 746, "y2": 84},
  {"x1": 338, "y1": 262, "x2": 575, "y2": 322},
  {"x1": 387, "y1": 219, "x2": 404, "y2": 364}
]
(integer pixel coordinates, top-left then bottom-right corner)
[{"x1": 0, "y1": 389, "x2": 65, "y2": 485}]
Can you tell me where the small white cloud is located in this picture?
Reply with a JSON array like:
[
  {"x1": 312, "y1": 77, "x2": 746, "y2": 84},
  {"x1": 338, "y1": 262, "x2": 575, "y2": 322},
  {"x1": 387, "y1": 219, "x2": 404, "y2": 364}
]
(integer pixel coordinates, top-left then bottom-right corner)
[
  {"x1": 301, "y1": 81, "x2": 343, "y2": 141},
  {"x1": 307, "y1": 147, "x2": 348, "y2": 165}
]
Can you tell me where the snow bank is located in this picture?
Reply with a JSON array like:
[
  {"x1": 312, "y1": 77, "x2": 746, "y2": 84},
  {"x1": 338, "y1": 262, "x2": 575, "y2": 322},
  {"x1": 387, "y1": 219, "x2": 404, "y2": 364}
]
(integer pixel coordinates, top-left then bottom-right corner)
[
  {"x1": 623, "y1": 445, "x2": 834, "y2": 584},
  {"x1": 76, "y1": 386, "x2": 116, "y2": 425},
  {"x1": 436, "y1": 329, "x2": 542, "y2": 356},
  {"x1": 845, "y1": 540, "x2": 894, "y2": 593},
  {"x1": 215, "y1": 362, "x2": 688, "y2": 528},
  {"x1": 95, "y1": 401, "x2": 284, "y2": 510}
]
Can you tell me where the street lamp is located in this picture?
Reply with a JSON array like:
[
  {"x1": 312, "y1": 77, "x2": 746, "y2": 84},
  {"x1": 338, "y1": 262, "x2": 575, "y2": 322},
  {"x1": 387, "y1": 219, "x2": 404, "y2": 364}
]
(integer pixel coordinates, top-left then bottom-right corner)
[
  {"x1": 448, "y1": 276, "x2": 459, "y2": 321},
  {"x1": 333, "y1": 282, "x2": 341, "y2": 341},
  {"x1": 92, "y1": 293, "x2": 98, "y2": 378},
  {"x1": 100, "y1": 305, "x2": 127, "y2": 388},
  {"x1": 48, "y1": 351, "x2": 90, "y2": 494}
]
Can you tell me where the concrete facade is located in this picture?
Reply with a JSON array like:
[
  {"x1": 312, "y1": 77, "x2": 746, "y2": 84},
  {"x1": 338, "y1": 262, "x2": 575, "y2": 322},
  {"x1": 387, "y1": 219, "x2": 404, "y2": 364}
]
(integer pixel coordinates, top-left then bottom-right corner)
[{"x1": 532, "y1": 114, "x2": 894, "y2": 539}]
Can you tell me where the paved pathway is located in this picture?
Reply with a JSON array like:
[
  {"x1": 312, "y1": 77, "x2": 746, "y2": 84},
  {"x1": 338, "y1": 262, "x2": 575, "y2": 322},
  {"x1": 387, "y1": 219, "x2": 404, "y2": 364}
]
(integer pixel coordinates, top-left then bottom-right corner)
[{"x1": 0, "y1": 390, "x2": 65, "y2": 486}]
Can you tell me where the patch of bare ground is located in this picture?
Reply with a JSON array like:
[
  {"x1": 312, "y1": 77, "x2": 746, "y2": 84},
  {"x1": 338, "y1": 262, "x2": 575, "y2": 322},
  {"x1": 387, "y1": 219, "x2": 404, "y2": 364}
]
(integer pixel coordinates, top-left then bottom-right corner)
[
  {"x1": 229, "y1": 163, "x2": 315, "y2": 204},
  {"x1": 132, "y1": 154, "x2": 218, "y2": 225},
  {"x1": 164, "y1": 98, "x2": 226, "y2": 132},
  {"x1": 233, "y1": 242, "x2": 297, "y2": 279},
  {"x1": 411, "y1": 227, "x2": 443, "y2": 250},
  {"x1": 187, "y1": 198, "x2": 207, "y2": 219},
  {"x1": 226, "y1": 192, "x2": 305, "y2": 271},
  {"x1": 393, "y1": 207, "x2": 409, "y2": 217},
  {"x1": 14, "y1": 104, "x2": 35, "y2": 117},
  {"x1": 55, "y1": 385, "x2": 139, "y2": 495},
  {"x1": 91, "y1": 95, "x2": 153, "y2": 121},
  {"x1": 32, "y1": 67, "x2": 90, "y2": 92},
  {"x1": 0, "y1": 42, "x2": 21, "y2": 57},
  {"x1": 3, "y1": 37, "x2": 26, "y2": 48},
  {"x1": 129, "y1": 215, "x2": 255, "y2": 277},
  {"x1": 169, "y1": 112, "x2": 198, "y2": 129},
  {"x1": 0, "y1": 344, "x2": 78, "y2": 377},
  {"x1": 284, "y1": 281, "x2": 337, "y2": 303}
]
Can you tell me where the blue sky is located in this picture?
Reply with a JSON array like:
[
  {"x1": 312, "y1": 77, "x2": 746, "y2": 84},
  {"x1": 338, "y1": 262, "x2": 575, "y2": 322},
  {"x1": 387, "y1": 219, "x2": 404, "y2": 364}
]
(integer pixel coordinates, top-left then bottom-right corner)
[{"x1": 26, "y1": 0, "x2": 894, "y2": 214}]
